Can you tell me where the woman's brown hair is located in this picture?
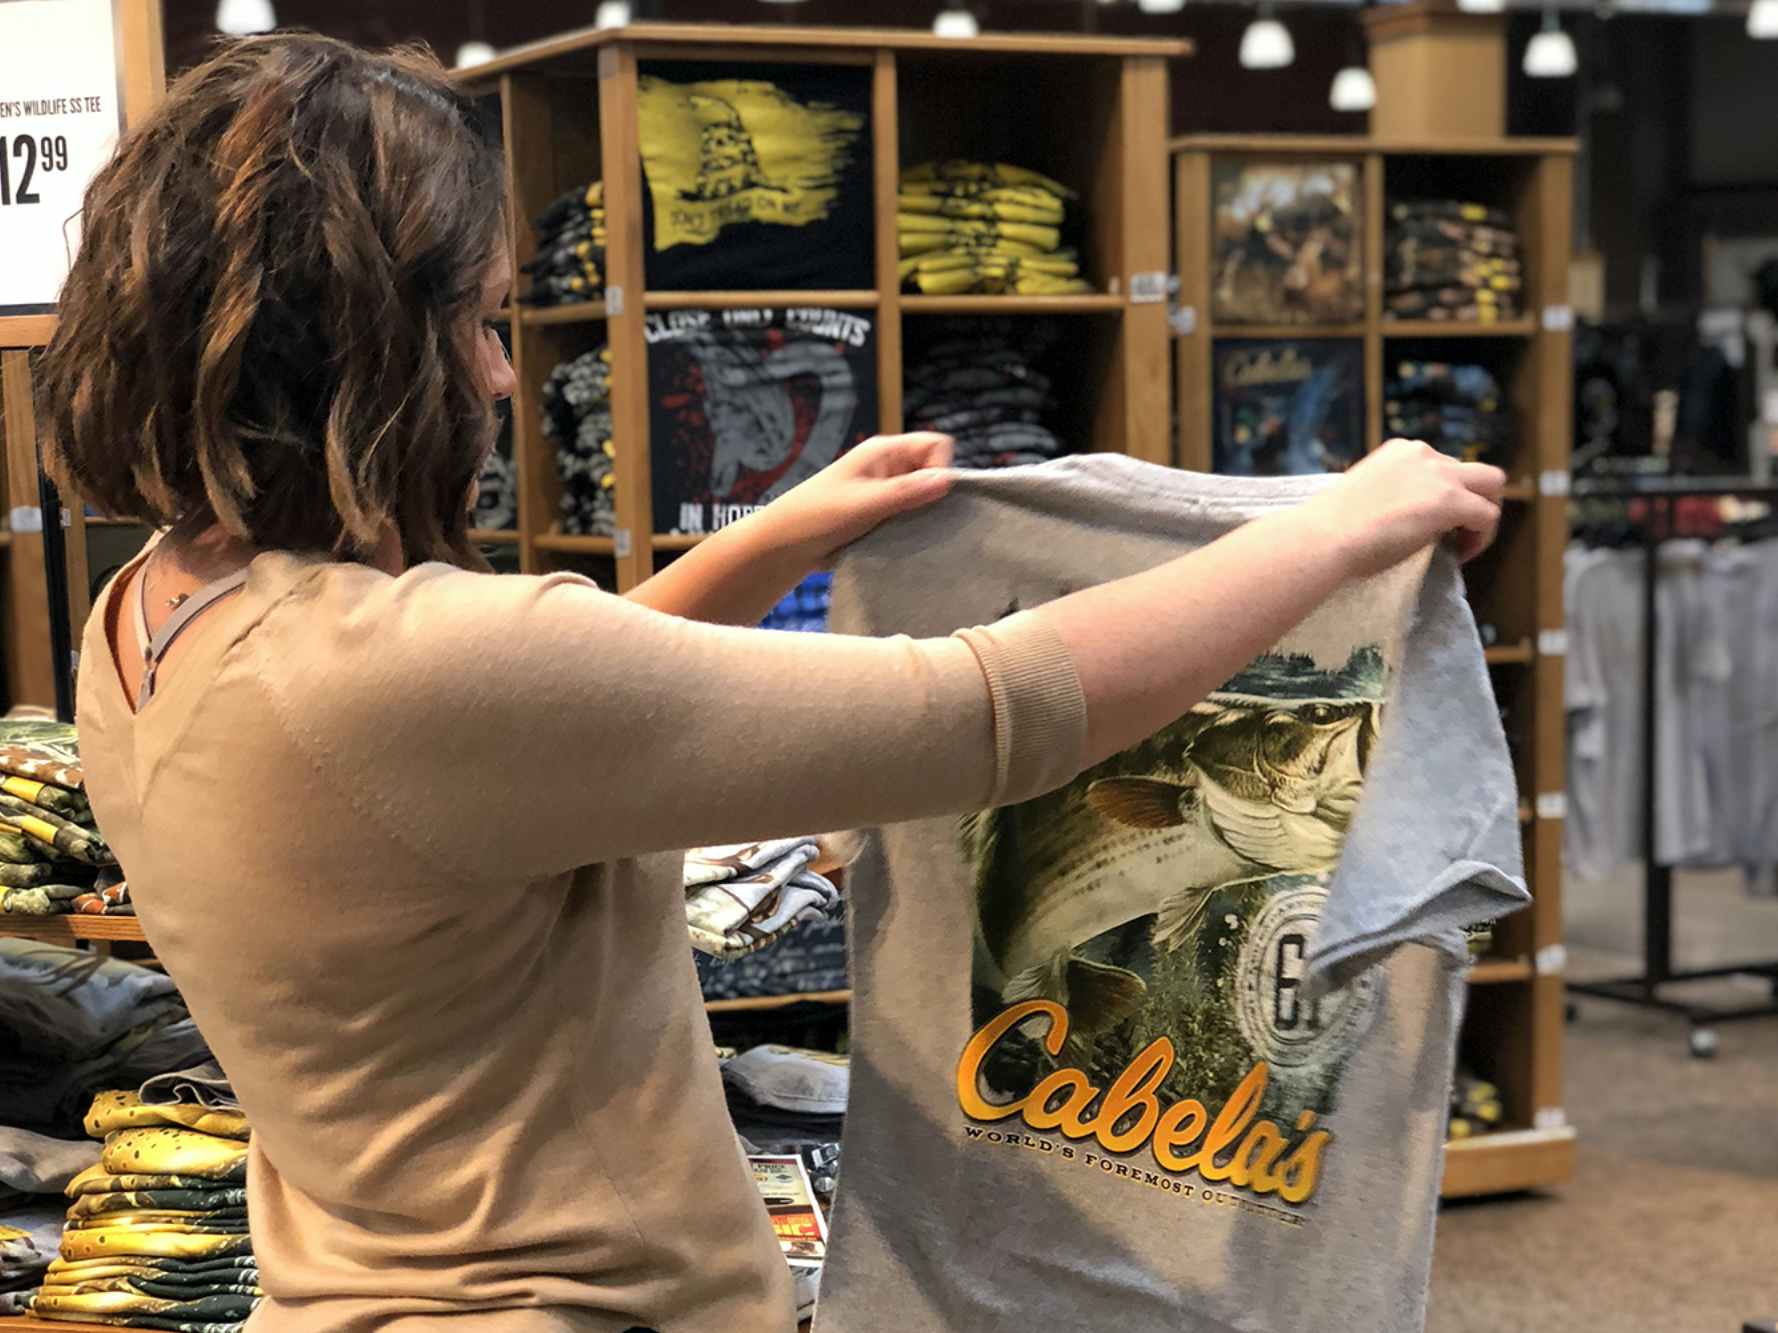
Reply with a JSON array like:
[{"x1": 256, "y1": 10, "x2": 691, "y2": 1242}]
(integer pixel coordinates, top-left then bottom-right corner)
[{"x1": 37, "y1": 33, "x2": 508, "y2": 567}]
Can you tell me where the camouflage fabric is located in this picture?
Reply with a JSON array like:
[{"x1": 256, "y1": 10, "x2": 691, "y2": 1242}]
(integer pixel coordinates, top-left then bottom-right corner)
[
  {"x1": 0, "y1": 743, "x2": 83, "y2": 792},
  {"x1": 86, "y1": 1091, "x2": 250, "y2": 1143},
  {"x1": 0, "y1": 794, "x2": 113, "y2": 866},
  {"x1": 2, "y1": 775, "x2": 91, "y2": 820},
  {"x1": 0, "y1": 861, "x2": 73, "y2": 888},
  {"x1": 67, "y1": 1168, "x2": 244, "y2": 1199},
  {"x1": 0, "y1": 884, "x2": 94, "y2": 915},
  {"x1": 58, "y1": 1227, "x2": 253, "y2": 1263},
  {"x1": 684, "y1": 839, "x2": 840, "y2": 961},
  {"x1": 68, "y1": 1187, "x2": 248, "y2": 1222},
  {"x1": 30, "y1": 1285, "x2": 257, "y2": 1322},
  {"x1": 100, "y1": 1128, "x2": 248, "y2": 1182},
  {"x1": 0, "y1": 825, "x2": 48, "y2": 863}
]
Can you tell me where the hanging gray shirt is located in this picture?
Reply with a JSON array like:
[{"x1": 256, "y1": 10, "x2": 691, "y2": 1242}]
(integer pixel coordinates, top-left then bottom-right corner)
[{"x1": 817, "y1": 455, "x2": 1527, "y2": 1333}]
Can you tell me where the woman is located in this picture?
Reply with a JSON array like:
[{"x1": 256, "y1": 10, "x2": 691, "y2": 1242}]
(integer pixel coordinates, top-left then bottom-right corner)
[{"x1": 37, "y1": 34, "x2": 1503, "y2": 1333}]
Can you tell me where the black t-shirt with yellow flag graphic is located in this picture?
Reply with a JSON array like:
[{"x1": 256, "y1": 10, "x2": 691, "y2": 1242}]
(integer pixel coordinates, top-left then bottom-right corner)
[{"x1": 638, "y1": 63, "x2": 873, "y2": 293}]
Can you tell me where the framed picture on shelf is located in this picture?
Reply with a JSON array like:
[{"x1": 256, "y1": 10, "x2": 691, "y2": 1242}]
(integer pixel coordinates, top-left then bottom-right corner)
[
  {"x1": 1212, "y1": 338, "x2": 1364, "y2": 477},
  {"x1": 1211, "y1": 159, "x2": 1363, "y2": 326}
]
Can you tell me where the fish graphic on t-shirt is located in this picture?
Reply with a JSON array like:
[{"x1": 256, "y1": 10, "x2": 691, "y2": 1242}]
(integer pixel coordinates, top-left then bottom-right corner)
[{"x1": 970, "y1": 697, "x2": 1377, "y2": 1046}]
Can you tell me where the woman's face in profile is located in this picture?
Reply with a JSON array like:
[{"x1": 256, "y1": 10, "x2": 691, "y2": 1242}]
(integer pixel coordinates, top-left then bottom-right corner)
[{"x1": 475, "y1": 244, "x2": 517, "y2": 405}]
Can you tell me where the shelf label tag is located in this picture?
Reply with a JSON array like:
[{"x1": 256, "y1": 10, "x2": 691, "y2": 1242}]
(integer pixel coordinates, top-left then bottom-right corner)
[
  {"x1": 1539, "y1": 469, "x2": 1571, "y2": 497},
  {"x1": 1541, "y1": 305, "x2": 1574, "y2": 332},
  {"x1": 605, "y1": 286, "x2": 623, "y2": 316},
  {"x1": 614, "y1": 529, "x2": 632, "y2": 559},
  {"x1": 1533, "y1": 1107, "x2": 1568, "y2": 1131},
  {"x1": 1130, "y1": 271, "x2": 1169, "y2": 305},
  {"x1": 1534, "y1": 944, "x2": 1567, "y2": 975},
  {"x1": 1537, "y1": 629, "x2": 1568, "y2": 657},
  {"x1": 8, "y1": 506, "x2": 41, "y2": 534},
  {"x1": 1168, "y1": 304, "x2": 1198, "y2": 337},
  {"x1": 1535, "y1": 792, "x2": 1567, "y2": 821}
]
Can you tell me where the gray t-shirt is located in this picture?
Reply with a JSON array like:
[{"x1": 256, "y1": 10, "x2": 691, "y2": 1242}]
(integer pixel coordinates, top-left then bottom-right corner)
[{"x1": 818, "y1": 455, "x2": 1527, "y2": 1333}]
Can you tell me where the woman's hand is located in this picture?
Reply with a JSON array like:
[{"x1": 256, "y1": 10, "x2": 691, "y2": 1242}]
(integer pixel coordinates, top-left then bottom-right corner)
[
  {"x1": 1300, "y1": 438, "x2": 1506, "y2": 579},
  {"x1": 757, "y1": 432, "x2": 957, "y2": 571}
]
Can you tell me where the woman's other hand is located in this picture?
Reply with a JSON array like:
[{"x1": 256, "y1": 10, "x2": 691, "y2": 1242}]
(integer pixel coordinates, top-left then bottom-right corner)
[
  {"x1": 1301, "y1": 438, "x2": 1506, "y2": 578},
  {"x1": 762, "y1": 432, "x2": 957, "y2": 569}
]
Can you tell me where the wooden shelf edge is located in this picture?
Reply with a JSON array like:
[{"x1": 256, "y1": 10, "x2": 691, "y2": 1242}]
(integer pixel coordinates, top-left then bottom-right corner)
[
  {"x1": 1502, "y1": 480, "x2": 1536, "y2": 502},
  {"x1": 901, "y1": 293, "x2": 1125, "y2": 316},
  {"x1": 1383, "y1": 319, "x2": 1539, "y2": 339},
  {"x1": 456, "y1": 23, "x2": 1194, "y2": 84},
  {"x1": 645, "y1": 290, "x2": 878, "y2": 311},
  {"x1": 8, "y1": 1317, "x2": 117, "y2": 1332},
  {"x1": 1484, "y1": 640, "x2": 1536, "y2": 666},
  {"x1": 81, "y1": 515, "x2": 146, "y2": 528},
  {"x1": 469, "y1": 529, "x2": 521, "y2": 545},
  {"x1": 1519, "y1": 799, "x2": 1533, "y2": 824},
  {"x1": 705, "y1": 989, "x2": 851, "y2": 1014},
  {"x1": 1207, "y1": 323, "x2": 1367, "y2": 340},
  {"x1": 1468, "y1": 958, "x2": 1535, "y2": 985},
  {"x1": 652, "y1": 534, "x2": 709, "y2": 551},
  {"x1": 1170, "y1": 133, "x2": 1578, "y2": 158},
  {"x1": 0, "y1": 915, "x2": 147, "y2": 943},
  {"x1": 520, "y1": 300, "x2": 608, "y2": 327},
  {"x1": 1440, "y1": 1124, "x2": 1576, "y2": 1199},
  {"x1": 535, "y1": 534, "x2": 617, "y2": 555}
]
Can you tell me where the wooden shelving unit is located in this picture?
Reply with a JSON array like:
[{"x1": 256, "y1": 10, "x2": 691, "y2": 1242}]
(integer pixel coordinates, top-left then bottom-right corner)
[
  {"x1": 459, "y1": 22, "x2": 1188, "y2": 592},
  {"x1": 1172, "y1": 133, "x2": 1576, "y2": 1200}
]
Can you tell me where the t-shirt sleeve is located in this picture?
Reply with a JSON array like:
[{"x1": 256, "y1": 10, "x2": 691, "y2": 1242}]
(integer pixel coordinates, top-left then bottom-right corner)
[
  {"x1": 241, "y1": 563, "x2": 1087, "y2": 885},
  {"x1": 1305, "y1": 550, "x2": 1531, "y2": 995}
]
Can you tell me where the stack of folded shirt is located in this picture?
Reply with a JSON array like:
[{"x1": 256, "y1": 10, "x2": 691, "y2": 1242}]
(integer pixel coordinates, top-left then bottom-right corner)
[
  {"x1": 0, "y1": 1205, "x2": 67, "y2": 1315},
  {"x1": 1385, "y1": 200, "x2": 1524, "y2": 323},
  {"x1": 759, "y1": 572, "x2": 832, "y2": 633},
  {"x1": 695, "y1": 918, "x2": 848, "y2": 1003},
  {"x1": 473, "y1": 443, "x2": 517, "y2": 533},
  {"x1": 0, "y1": 942, "x2": 213, "y2": 1139},
  {"x1": 540, "y1": 347, "x2": 617, "y2": 537},
  {"x1": 0, "y1": 720, "x2": 127, "y2": 917},
  {"x1": 522, "y1": 181, "x2": 605, "y2": 308},
  {"x1": 26, "y1": 1090, "x2": 257, "y2": 1330},
  {"x1": 723, "y1": 1046, "x2": 846, "y2": 1208},
  {"x1": 903, "y1": 320, "x2": 1066, "y2": 470},
  {"x1": 1384, "y1": 360, "x2": 1511, "y2": 465},
  {"x1": 899, "y1": 161, "x2": 1088, "y2": 296},
  {"x1": 1445, "y1": 1066, "x2": 1506, "y2": 1142},
  {"x1": 684, "y1": 839, "x2": 839, "y2": 962}
]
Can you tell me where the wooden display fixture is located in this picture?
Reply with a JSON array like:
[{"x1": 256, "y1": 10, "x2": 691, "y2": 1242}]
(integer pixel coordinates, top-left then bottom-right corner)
[
  {"x1": 459, "y1": 23, "x2": 1189, "y2": 592},
  {"x1": 1172, "y1": 134, "x2": 1575, "y2": 1200}
]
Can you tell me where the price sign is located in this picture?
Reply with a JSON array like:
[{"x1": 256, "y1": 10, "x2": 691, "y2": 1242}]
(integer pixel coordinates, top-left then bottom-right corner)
[{"x1": 0, "y1": 0, "x2": 123, "y2": 316}]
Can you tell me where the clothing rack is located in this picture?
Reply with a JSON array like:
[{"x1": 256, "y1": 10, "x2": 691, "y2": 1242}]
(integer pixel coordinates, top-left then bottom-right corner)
[{"x1": 1566, "y1": 475, "x2": 1778, "y2": 1056}]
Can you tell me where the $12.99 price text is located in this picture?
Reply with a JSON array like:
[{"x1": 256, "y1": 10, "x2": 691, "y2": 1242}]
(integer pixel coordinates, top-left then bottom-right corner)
[{"x1": 0, "y1": 134, "x2": 71, "y2": 206}]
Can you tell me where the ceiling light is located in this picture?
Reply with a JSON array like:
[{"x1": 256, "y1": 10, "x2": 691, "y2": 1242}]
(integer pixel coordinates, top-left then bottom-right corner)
[
  {"x1": 454, "y1": 41, "x2": 495, "y2": 68},
  {"x1": 214, "y1": 0, "x2": 275, "y2": 35},
  {"x1": 1329, "y1": 64, "x2": 1376, "y2": 111},
  {"x1": 1138, "y1": 0, "x2": 1187, "y2": 12},
  {"x1": 595, "y1": 0, "x2": 631, "y2": 28},
  {"x1": 1523, "y1": 10, "x2": 1578, "y2": 76},
  {"x1": 933, "y1": 7, "x2": 980, "y2": 37},
  {"x1": 1456, "y1": 0, "x2": 1506, "y2": 11},
  {"x1": 1239, "y1": 5, "x2": 1295, "y2": 69},
  {"x1": 1749, "y1": 0, "x2": 1778, "y2": 36}
]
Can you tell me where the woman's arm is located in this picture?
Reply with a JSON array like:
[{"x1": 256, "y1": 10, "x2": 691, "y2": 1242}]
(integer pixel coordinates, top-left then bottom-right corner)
[
  {"x1": 275, "y1": 442, "x2": 1498, "y2": 884},
  {"x1": 625, "y1": 434, "x2": 954, "y2": 625}
]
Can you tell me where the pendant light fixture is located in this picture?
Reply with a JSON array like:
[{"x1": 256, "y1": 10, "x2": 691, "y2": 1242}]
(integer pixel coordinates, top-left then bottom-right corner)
[
  {"x1": 1456, "y1": 0, "x2": 1506, "y2": 11},
  {"x1": 1329, "y1": 64, "x2": 1376, "y2": 112},
  {"x1": 1137, "y1": 0, "x2": 1187, "y2": 13},
  {"x1": 1749, "y1": 0, "x2": 1778, "y2": 37},
  {"x1": 455, "y1": 40, "x2": 495, "y2": 68},
  {"x1": 933, "y1": 7, "x2": 980, "y2": 37},
  {"x1": 595, "y1": 1, "x2": 632, "y2": 28},
  {"x1": 1522, "y1": 9, "x2": 1578, "y2": 77},
  {"x1": 214, "y1": 0, "x2": 275, "y2": 35},
  {"x1": 1239, "y1": 2, "x2": 1295, "y2": 70}
]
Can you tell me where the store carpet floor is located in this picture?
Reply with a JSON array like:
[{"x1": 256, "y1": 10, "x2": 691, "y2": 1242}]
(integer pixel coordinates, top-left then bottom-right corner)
[{"x1": 1427, "y1": 867, "x2": 1778, "y2": 1333}]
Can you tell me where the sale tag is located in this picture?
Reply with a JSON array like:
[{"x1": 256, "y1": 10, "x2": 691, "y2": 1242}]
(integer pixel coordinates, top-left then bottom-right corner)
[{"x1": 0, "y1": 0, "x2": 123, "y2": 315}]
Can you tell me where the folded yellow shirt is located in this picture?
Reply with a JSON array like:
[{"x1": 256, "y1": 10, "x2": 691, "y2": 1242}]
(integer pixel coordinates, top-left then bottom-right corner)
[
  {"x1": 903, "y1": 160, "x2": 1074, "y2": 199},
  {"x1": 900, "y1": 181, "x2": 1068, "y2": 212},
  {"x1": 59, "y1": 1228, "x2": 253, "y2": 1262},
  {"x1": 898, "y1": 231, "x2": 1050, "y2": 260},
  {"x1": 898, "y1": 194, "x2": 1065, "y2": 226},
  {"x1": 897, "y1": 214, "x2": 1061, "y2": 251},
  {"x1": 100, "y1": 1127, "x2": 250, "y2": 1181},
  {"x1": 85, "y1": 1090, "x2": 251, "y2": 1142}
]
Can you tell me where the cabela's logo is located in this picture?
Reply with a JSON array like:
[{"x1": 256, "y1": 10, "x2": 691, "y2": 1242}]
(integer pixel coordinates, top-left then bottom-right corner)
[{"x1": 956, "y1": 1001, "x2": 1332, "y2": 1205}]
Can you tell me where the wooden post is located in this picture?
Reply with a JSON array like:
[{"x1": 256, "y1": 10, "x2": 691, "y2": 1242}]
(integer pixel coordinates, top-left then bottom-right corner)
[{"x1": 1363, "y1": 1, "x2": 1507, "y2": 142}]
